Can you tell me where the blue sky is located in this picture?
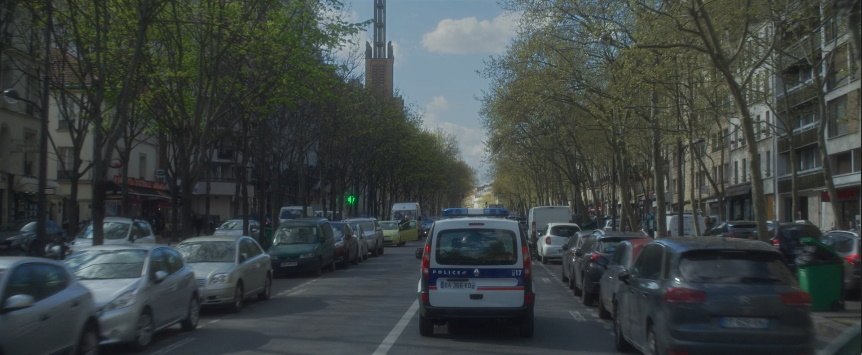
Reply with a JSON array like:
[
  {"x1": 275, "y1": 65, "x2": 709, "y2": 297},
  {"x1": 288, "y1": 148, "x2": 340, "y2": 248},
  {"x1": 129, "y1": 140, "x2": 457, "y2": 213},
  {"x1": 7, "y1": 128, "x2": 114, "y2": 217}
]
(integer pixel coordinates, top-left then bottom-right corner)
[{"x1": 336, "y1": 0, "x2": 520, "y2": 184}]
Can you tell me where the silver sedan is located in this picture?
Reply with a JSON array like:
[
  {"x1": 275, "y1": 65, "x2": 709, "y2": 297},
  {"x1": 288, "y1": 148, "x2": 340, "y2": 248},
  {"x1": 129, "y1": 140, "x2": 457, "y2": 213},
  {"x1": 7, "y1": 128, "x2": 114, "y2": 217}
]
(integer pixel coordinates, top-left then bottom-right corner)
[
  {"x1": 176, "y1": 236, "x2": 272, "y2": 312},
  {"x1": 64, "y1": 244, "x2": 200, "y2": 350}
]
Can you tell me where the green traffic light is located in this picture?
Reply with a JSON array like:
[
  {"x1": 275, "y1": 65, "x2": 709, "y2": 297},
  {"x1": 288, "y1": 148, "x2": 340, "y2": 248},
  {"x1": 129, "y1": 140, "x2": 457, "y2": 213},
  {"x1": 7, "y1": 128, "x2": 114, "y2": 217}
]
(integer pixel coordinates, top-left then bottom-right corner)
[{"x1": 346, "y1": 195, "x2": 357, "y2": 205}]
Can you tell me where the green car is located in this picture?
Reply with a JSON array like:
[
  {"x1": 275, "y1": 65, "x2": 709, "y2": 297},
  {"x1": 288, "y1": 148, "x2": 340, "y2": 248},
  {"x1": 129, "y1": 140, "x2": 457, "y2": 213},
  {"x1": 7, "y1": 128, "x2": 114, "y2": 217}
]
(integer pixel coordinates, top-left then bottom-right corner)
[
  {"x1": 380, "y1": 220, "x2": 403, "y2": 246},
  {"x1": 268, "y1": 218, "x2": 336, "y2": 276},
  {"x1": 398, "y1": 219, "x2": 419, "y2": 243}
]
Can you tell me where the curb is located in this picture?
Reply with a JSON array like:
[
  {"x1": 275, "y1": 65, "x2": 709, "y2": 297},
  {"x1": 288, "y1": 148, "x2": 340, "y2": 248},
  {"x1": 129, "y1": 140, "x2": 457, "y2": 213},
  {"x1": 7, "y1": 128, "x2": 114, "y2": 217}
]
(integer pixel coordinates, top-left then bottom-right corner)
[{"x1": 814, "y1": 314, "x2": 861, "y2": 344}]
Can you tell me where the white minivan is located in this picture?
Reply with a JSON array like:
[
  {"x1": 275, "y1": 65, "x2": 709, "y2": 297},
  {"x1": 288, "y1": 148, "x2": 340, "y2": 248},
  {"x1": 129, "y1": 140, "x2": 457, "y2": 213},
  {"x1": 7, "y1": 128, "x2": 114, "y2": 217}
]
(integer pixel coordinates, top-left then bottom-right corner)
[
  {"x1": 528, "y1": 206, "x2": 572, "y2": 246},
  {"x1": 665, "y1": 213, "x2": 706, "y2": 237},
  {"x1": 416, "y1": 213, "x2": 534, "y2": 337}
]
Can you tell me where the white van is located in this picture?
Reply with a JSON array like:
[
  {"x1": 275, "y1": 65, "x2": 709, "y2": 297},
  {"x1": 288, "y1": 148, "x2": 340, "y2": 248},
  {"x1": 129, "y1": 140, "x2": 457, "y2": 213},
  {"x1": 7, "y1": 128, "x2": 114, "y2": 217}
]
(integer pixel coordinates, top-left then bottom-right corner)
[
  {"x1": 527, "y1": 206, "x2": 572, "y2": 244},
  {"x1": 279, "y1": 206, "x2": 313, "y2": 225},
  {"x1": 665, "y1": 213, "x2": 706, "y2": 237},
  {"x1": 391, "y1": 202, "x2": 421, "y2": 221}
]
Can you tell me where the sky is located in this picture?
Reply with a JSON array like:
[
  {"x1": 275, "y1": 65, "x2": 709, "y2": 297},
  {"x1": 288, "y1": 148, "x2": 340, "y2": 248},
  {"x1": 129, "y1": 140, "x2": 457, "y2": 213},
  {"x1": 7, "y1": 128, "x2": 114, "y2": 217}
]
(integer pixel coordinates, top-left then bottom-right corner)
[{"x1": 336, "y1": 0, "x2": 521, "y2": 185}]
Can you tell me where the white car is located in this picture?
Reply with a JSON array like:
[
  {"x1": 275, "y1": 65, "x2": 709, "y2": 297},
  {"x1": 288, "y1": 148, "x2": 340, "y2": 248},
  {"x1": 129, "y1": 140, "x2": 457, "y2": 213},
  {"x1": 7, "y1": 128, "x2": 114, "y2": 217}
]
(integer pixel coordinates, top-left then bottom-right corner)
[
  {"x1": 213, "y1": 219, "x2": 261, "y2": 240},
  {"x1": 72, "y1": 217, "x2": 157, "y2": 252},
  {"x1": 177, "y1": 235, "x2": 273, "y2": 312},
  {"x1": 416, "y1": 208, "x2": 535, "y2": 337},
  {"x1": 0, "y1": 257, "x2": 100, "y2": 355},
  {"x1": 537, "y1": 223, "x2": 581, "y2": 264},
  {"x1": 65, "y1": 244, "x2": 200, "y2": 350}
]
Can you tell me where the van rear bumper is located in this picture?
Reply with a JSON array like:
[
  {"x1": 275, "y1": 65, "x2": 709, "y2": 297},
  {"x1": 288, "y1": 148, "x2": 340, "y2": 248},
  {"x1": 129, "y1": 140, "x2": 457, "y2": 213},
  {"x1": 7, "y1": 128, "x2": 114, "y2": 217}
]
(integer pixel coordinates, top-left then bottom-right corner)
[{"x1": 419, "y1": 302, "x2": 534, "y2": 321}]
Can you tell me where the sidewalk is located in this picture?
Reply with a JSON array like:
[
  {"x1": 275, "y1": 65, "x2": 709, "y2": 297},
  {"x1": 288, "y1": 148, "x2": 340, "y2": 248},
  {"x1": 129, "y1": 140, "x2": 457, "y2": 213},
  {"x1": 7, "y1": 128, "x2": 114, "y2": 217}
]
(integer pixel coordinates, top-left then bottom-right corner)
[{"x1": 814, "y1": 299, "x2": 861, "y2": 349}]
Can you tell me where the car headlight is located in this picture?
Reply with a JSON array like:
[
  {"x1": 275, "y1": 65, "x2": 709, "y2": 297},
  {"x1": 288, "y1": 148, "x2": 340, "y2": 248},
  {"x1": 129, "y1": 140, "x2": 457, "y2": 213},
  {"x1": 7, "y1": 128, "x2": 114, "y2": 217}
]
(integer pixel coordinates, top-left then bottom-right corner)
[
  {"x1": 210, "y1": 273, "x2": 230, "y2": 284},
  {"x1": 299, "y1": 252, "x2": 315, "y2": 258},
  {"x1": 103, "y1": 290, "x2": 137, "y2": 312}
]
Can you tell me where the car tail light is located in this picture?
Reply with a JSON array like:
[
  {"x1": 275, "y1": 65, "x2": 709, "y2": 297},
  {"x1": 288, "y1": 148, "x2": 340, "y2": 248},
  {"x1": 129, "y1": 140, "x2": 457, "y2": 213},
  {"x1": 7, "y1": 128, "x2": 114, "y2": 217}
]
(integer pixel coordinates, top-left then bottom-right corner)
[
  {"x1": 522, "y1": 244, "x2": 534, "y2": 305},
  {"x1": 589, "y1": 252, "x2": 602, "y2": 263},
  {"x1": 845, "y1": 253, "x2": 860, "y2": 265},
  {"x1": 545, "y1": 238, "x2": 552, "y2": 245},
  {"x1": 420, "y1": 291, "x2": 429, "y2": 305},
  {"x1": 420, "y1": 243, "x2": 431, "y2": 280},
  {"x1": 664, "y1": 287, "x2": 706, "y2": 303},
  {"x1": 771, "y1": 238, "x2": 780, "y2": 247},
  {"x1": 781, "y1": 291, "x2": 811, "y2": 307}
]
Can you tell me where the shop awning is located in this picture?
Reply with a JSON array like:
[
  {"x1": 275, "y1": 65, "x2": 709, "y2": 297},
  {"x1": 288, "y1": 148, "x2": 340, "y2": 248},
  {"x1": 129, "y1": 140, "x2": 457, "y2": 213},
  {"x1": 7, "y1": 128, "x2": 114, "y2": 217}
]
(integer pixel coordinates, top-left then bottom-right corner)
[
  {"x1": 107, "y1": 186, "x2": 171, "y2": 200},
  {"x1": 724, "y1": 184, "x2": 752, "y2": 197}
]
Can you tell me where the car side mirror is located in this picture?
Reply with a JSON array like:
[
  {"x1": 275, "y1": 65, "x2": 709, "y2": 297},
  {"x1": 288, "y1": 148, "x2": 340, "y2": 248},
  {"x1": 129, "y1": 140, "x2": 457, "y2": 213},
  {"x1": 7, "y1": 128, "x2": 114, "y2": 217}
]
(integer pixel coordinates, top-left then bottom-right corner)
[
  {"x1": 415, "y1": 247, "x2": 423, "y2": 259},
  {"x1": 2, "y1": 294, "x2": 35, "y2": 313},
  {"x1": 152, "y1": 270, "x2": 169, "y2": 283},
  {"x1": 618, "y1": 271, "x2": 632, "y2": 285}
]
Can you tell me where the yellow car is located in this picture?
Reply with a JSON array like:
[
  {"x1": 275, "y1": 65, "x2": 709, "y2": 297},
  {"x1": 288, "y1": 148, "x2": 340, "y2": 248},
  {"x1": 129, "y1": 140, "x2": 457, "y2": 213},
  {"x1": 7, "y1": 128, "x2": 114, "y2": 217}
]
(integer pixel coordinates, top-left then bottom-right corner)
[{"x1": 380, "y1": 220, "x2": 403, "y2": 246}]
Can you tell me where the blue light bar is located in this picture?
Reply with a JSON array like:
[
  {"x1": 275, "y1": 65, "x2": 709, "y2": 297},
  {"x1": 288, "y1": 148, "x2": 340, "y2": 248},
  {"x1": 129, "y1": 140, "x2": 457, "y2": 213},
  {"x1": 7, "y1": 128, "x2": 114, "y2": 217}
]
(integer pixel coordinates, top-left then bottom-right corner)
[{"x1": 442, "y1": 208, "x2": 509, "y2": 218}]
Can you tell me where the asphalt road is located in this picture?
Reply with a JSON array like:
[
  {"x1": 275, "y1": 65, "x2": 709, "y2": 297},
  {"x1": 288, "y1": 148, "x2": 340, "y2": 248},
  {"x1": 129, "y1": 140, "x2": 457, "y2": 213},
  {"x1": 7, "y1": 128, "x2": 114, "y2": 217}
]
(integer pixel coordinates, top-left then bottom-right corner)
[{"x1": 103, "y1": 241, "x2": 621, "y2": 355}]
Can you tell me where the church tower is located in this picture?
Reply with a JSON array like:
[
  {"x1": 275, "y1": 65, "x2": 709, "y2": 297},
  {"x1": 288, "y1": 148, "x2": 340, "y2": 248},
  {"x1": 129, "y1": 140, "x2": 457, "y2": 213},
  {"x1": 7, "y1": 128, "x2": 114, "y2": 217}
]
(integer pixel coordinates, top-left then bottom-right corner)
[{"x1": 365, "y1": 0, "x2": 394, "y2": 98}]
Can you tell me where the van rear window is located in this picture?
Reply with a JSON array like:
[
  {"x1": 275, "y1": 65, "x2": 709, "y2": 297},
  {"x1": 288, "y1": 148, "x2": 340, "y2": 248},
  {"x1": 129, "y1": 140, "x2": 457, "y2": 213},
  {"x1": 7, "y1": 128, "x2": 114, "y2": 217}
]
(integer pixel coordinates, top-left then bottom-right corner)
[
  {"x1": 435, "y1": 228, "x2": 517, "y2": 265},
  {"x1": 679, "y1": 250, "x2": 795, "y2": 284}
]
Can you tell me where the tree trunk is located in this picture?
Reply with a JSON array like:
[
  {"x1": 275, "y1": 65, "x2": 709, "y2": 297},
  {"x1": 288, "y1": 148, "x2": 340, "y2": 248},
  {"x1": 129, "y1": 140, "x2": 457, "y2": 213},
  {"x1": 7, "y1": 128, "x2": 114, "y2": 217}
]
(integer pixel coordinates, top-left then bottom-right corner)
[{"x1": 652, "y1": 88, "x2": 668, "y2": 238}]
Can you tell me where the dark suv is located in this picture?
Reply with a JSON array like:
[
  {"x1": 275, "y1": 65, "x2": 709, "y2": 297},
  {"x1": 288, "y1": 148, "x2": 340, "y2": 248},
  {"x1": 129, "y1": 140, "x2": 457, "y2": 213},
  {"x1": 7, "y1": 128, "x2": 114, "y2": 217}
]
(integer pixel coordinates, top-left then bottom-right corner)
[{"x1": 767, "y1": 222, "x2": 823, "y2": 267}]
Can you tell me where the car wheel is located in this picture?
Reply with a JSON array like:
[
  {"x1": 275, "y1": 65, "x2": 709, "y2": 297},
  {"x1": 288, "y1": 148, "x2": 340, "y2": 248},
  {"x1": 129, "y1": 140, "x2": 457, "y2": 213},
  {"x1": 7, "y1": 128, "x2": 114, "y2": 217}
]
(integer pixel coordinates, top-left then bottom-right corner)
[
  {"x1": 378, "y1": 246, "x2": 384, "y2": 255},
  {"x1": 258, "y1": 274, "x2": 272, "y2": 301},
  {"x1": 76, "y1": 322, "x2": 99, "y2": 355},
  {"x1": 351, "y1": 249, "x2": 359, "y2": 265},
  {"x1": 541, "y1": 254, "x2": 547, "y2": 264},
  {"x1": 598, "y1": 297, "x2": 611, "y2": 319},
  {"x1": 572, "y1": 273, "x2": 582, "y2": 296},
  {"x1": 419, "y1": 314, "x2": 434, "y2": 337},
  {"x1": 561, "y1": 264, "x2": 568, "y2": 282},
  {"x1": 328, "y1": 258, "x2": 337, "y2": 272},
  {"x1": 231, "y1": 284, "x2": 244, "y2": 313},
  {"x1": 520, "y1": 312, "x2": 534, "y2": 338},
  {"x1": 613, "y1": 304, "x2": 633, "y2": 352},
  {"x1": 181, "y1": 296, "x2": 200, "y2": 331},
  {"x1": 568, "y1": 271, "x2": 576, "y2": 291},
  {"x1": 647, "y1": 326, "x2": 659, "y2": 355},
  {"x1": 581, "y1": 279, "x2": 595, "y2": 306},
  {"x1": 133, "y1": 311, "x2": 155, "y2": 350}
]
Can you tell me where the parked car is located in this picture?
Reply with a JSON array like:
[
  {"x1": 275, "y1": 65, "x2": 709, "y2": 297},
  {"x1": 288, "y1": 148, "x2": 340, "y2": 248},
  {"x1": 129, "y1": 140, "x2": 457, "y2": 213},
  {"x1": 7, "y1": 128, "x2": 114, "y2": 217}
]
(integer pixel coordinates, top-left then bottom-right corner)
[
  {"x1": 573, "y1": 231, "x2": 648, "y2": 306},
  {"x1": 704, "y1": 220, "x2": 757, "y2": 239},
  {"x1": 613, "y1": 237, "x2": 814, "y2": 354},
  {"x1": 345, "y1": 218, "x2": 384, "y2": 256},
  {"x1": 767, "y1": 221, "x2": 824, "y2": 268},
  {"x1": 598, "y1": 238, "x2": 651, "y2": 319},
  {"x1": 65, "y1": 244, "x2": 200, "y2": 350},
  {"x1": 351, "y1": 224, "x2": 369, "y2": 261},
  {"x1": 176, "y1": 236, "x2": 272, "y2": 312},
  {"x1": 72, "y1": 217, "x2": 157, "y2": 252},
  {"x1": 268, "y1": 218, "x2": 336, "y2": 276},
  {"x1": 330, "y1": 222, "x2": 360, "y2": 267},
  {"x1": 821, "y1": 230, "x2": 861, "y2": 294},
  {"x1": 0, "y1": 256, "x2": 100, "y2": 355},
  {"x1": 560, "y1": 232, "x2": 582, "y2": 283},
  {"x1": 419, "y1": 217, "x2": 437, "y2": 239},
  {"x1": 380, "y1": 220, "x2": 403, "y2": 246},
  {"x1": 564, "y1": 229, "x2": 603, "y2": 292},
  {"x1": 0, "y1": 219, "x2": 66, "y2": 255},
  {"x1": 536, "y1": 223, "x2": 581, "y2": 263},
  {"x1": 212, "y1": 218, "x2": 261, "y2": 240}
]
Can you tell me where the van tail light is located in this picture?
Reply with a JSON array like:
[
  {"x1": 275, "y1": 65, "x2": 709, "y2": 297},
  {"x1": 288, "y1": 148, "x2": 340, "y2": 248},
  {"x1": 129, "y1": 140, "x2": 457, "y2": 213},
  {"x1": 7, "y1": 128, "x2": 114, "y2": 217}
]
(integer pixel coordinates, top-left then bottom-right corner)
[
  {"x1": 420, "y1": 291, "x2": 429, "y2": 305},
  {"x1": 545, "y1": 237, "x2": 552, "y2": 245},
  {"x1": 845, "y1": 253, "x2": 860, "y2": 265},
  {"x1": 771, "y1": 238, "x2": 780, "y2": 247},
  {"x1": 522, "y1": 244, "x2": 534, "y2": 305},
  {"x1": 664, "y1": 287, "x2": 706, "y2": 303},
  {"x1": 420, "y1": 243, "x2": 431, "y2": 280},
  {"x1": 780, "y1": 291, "x2": 812, "y2": 307}
]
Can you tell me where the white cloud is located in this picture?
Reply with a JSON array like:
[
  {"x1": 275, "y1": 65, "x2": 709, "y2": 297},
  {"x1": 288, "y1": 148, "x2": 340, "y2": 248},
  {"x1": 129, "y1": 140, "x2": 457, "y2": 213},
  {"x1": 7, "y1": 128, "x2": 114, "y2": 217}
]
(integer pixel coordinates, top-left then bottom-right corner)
[
  {"x1": 422, "y1": 96, "x2": 485, "y2": 176},
  {"x1": 422, "y1": 12, "x2": 520, "y2": 54}
]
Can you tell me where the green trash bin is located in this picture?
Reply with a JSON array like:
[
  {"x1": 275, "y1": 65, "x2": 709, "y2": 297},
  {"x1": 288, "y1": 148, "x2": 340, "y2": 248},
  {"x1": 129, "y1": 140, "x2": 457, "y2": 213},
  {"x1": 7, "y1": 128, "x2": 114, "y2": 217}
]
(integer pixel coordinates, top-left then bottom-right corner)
[
  {"x1": 262, "y1": 227, "x2": 274, "y2": 250},
  {"x1": 796, "y1": 237, "x2": 844, "y2": 312}
]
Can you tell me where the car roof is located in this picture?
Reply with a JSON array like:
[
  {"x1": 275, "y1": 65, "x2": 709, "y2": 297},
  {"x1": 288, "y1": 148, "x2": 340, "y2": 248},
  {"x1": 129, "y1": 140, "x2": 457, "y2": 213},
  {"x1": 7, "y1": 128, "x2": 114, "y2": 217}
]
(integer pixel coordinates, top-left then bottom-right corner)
[
  {"x1": 825, "y1": 230, "x2": 860, "y2": 238},
  {"x1": 547, "y1": 223, "x2": 579, "y2": 227},
  {"x1": 75, "y1": 243, "x2": 162, "y2": 252},
  {"x1": 597, "y1": 231, "x2": 648, "y2": 240},
  {"x1": 654, "y1": 237, "x2": 778, "y2": 254},
  {"x1": 179, "y1": 235, "x2": 247, "y2": 243},
  {"x1": 433, "y1": 218, "x2": 519, "y2": 230},
  {"x1": 280, "y1": 218, "x2": 327, "y2": 225},
  {"x1": 0, "y1": 256, "x2": 55, "y2": 268}
]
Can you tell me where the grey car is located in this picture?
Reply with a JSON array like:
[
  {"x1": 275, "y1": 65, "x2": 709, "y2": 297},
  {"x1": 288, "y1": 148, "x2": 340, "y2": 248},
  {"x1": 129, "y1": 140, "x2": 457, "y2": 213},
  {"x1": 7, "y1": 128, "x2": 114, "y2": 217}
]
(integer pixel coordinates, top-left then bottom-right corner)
[
  {"x1": 345, "y1": 218, "x2": 384, "y2": 257},
  {"x1": 613, "y1": 237, "x2": 814, "y2": 354},
  {"x1": 65, "y1": 244, "x2": 200, "y2": 350},
  {"x1": 821, "y1": 230, "x2": 861, "y2": 293},
  {"x1": 177, "y1": 235, "x2": 272, "y2": 312},
  {"x1": 212, "y1": 219, "x2": 261, "y2": 240},
  {"x1": 0, "y1": 257, "x2": 100, "y2": 355},
  {"x1": 71, "y1": 217, "x2": 157, "y2": 253}
]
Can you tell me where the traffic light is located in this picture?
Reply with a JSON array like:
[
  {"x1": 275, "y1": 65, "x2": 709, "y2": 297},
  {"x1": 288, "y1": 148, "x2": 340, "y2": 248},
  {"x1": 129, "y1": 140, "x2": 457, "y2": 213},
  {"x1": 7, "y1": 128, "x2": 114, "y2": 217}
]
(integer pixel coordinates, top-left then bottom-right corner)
[{"x1": 346, "y1": 194, "x2": 357, "y2": 206}]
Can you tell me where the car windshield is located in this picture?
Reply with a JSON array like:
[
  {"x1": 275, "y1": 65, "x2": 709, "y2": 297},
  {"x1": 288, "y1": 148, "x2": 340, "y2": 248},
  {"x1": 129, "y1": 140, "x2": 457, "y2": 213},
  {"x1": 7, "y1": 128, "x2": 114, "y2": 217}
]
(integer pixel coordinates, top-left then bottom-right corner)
[
  {"x1": 549, "y1": 225, "x2": 579, "y2": 237},
  {"x1": 679, "y1": 250, "x2": 795, "y2": 284},
  {"x1": 330, "y1": 223, "x2": 347, "y2": 241},
  {"x1": 823, "y1": 234, "x2": 857, "y2": 254},
  {"x1": 280, "y1": 209, "x2": 303, "y2": 220},
  {"x1": 274, "y1": 226, "x2": 320, "y2": 245},
  {"x1": 780, "y1": 224, "x2": 823, "y2": 240},
  {"x1": 177, "y1": 241, "x2": 236, "y2": 263},
  {"x1": 435, "y1": 228, "x2": 517, "y2": 265},
  {"x1": 78, "y1": 221, "x2": 131, "y2": 240},
  {"x1": 218, "y1": 220, "x2": 244, "y2": 230},
  {"x1": 0, "y1": 221, "x2": 33, "y2": 232},
  {"x1": 65, "y1": 249, "x2": 147, "y2": 280},
  {"x1": 380, "y1": 221, "x2": 398, "y2": 230},
  {"x1": 597, "y1": 241, "x2": 620, "y2": 253}
]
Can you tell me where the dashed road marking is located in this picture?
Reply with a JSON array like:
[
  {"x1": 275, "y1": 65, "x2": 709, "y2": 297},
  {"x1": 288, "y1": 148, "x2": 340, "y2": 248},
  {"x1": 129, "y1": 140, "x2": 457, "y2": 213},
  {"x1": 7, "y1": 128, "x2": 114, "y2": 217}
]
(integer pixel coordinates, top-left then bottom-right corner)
[
  {"x1": 542, "y1": 277, "x2": 551, "y2": 284},
  {"x1": 372, "y1": 300, "x2": 419, "y2": 355},
  {"x1": 208, "y1": 319, "x2": 220, "y2": 324},
  {"x1": 569, "y1": 310, "x2": 586, "y2": 322},
  {"x1": 149, "y1": 337, "x2": 196, "y2": 355}
]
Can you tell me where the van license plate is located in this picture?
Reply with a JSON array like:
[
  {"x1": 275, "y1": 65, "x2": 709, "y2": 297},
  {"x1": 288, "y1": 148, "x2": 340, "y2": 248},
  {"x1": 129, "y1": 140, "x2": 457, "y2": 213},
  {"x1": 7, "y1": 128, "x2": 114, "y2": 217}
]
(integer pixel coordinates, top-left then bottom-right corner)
[
  {"x1": 440, "y1": 280, "x2": 475, "y2": 290},
  {"x1": 719, "y1": 317, "x2": 768, "y2": 329},
  {"x1": 281, "y1": 261, "x2": 298, "y2": 267}
]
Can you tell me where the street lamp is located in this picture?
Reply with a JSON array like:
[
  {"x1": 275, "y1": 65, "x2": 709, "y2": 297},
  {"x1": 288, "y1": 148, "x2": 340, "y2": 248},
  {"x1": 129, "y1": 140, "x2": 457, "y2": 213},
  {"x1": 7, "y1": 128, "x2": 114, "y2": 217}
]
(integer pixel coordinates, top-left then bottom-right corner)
[{"x1": 4, "y1": 89, "x2": 50, "y2": 257}]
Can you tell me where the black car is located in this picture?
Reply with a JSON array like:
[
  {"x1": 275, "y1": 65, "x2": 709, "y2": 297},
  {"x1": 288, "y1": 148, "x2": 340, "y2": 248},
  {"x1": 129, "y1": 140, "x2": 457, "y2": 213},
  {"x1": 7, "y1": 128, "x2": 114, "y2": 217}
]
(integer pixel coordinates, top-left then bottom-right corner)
[
  {"x1": 572, "y1": 231, "x2": 648, "y2": 306},
  {"x1": 767, "y1": 222, "x2": 823, "y2": 268},
  {"x1": 419, "y1": 217, "x2": 437, "y2": 239},
  {"x1": 564, "y1": 229, "x2": 603, "y2": 292},
  {"x1": 704, "y1": 220, "x2": 757, "y2": 239},
  {"x1": 0, "y1": 219, "x2": 66, "y2": 255}
]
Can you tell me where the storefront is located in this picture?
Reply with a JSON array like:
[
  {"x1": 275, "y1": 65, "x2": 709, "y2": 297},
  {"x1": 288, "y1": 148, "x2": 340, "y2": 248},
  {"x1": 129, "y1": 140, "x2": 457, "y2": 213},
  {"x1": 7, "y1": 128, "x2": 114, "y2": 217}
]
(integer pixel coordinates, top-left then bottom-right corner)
[
  {"x1": 821, "y1": 186, "x2": 861, "y2": 229},
  {"x1": 724, "y1": 183, "x2": 752, "y2": 220}
]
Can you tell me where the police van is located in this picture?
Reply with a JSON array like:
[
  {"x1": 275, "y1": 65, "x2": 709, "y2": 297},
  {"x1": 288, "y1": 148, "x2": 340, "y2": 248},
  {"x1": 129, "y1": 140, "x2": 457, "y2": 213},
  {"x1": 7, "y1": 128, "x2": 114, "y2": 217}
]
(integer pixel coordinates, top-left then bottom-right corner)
[{"x1": 416, "y1": 208, "x2": 534, "y2": 337}]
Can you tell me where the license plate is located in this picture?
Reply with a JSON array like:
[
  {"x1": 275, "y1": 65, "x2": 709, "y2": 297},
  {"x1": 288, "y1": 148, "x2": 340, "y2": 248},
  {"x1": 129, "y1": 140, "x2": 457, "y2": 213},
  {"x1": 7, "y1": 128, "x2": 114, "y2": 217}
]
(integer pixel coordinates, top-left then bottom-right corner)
[
  {"x1": 720, "y1": 317, "x2": 768, "y2": 329},
  {"x1": 281, "y1": 261, "x2": 298, "y2": 267},
  {"x1": 440, "y1": 279, "x2": 476, "y2": 290}
]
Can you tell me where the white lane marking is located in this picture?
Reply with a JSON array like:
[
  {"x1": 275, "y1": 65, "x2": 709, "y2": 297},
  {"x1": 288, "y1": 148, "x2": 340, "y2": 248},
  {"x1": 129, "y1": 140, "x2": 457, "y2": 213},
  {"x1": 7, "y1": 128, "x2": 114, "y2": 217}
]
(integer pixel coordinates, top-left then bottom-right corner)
[
  {"x1": 208, "y1": 319, "x2": 220, "y2": 324},
  {"x1": 149, "y1": 337, "x2": 196, "y2": 355},
  {"x1": 569, "y1": 310, "x2": 586, "y2": 322},
  {"x1": 290, "y1": 289, "x2": 307, "y2": 296},
  {"x1": 372, "y1": 300, "x2": 419, "y2": 355},
  {"x1": 541, "y1": 277, "x2": 551, "y2": 284}
]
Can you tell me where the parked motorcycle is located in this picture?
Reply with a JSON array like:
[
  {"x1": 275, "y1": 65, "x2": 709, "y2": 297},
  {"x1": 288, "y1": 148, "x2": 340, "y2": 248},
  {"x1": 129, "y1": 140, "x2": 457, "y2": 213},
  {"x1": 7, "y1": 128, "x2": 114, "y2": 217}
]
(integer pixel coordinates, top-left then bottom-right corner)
[{"x1": 44, "y1": 236, "x2": 71, "y2": 260}]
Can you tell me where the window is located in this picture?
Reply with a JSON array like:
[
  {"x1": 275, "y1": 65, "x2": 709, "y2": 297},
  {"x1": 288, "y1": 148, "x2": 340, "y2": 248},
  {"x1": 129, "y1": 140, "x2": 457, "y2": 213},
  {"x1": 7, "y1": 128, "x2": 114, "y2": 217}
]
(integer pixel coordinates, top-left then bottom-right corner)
[
  {"x1": 831, "y1": 150, "x2": 854, "y2": 175},
  {"x1": 57, "y1": 147, "x2": 75, "y2": 180},
  {"x1": 734, "y1": 161, "x2": 739, "y2": 184},
  {"x1": 766, "y1": 150, "x2": 772, "y2": 177},
  {"x1": 57, "y1": 110, "x2": 76, "y2": 130},
  {"x1": 828, "y1": 95, "x2": 850, "y2": 138},
  {"x1": 678, "y1": 251, "x2": 794, "y2": 284},
  {"x1": 828, "y1": 44, "x2": 850, "y2": 90},
  {"x1": 742, "y1": 159, "x2": 747, "y2": 182},
  {"x1": 632, "y1": 245, "x2": 663, "y2": 280},
  {"x1": 434, "y1": 228, "x2": 517, "y2": 265},
  {"x1": 138, "y1": 153, "x2": 147, "y2": 180},
  {"x1": 165, "y1": 249, "x2": 184, "y2": 273},
  {"x1": 149, "y1": 249, "x2": 169, "y2": 278},
  {"x1": 755, "y1": 115, "x2": 762, "y2": 138},
  {"x1": 794, "y1": 106, "x2": 817, "y2": 131},
  {"x1": 799, "y1": 146, "x2": 822, "y2": 171},
  {"x1": 32, "y1": 264, "x2": 69, "y2": 300},
  {"x1": 764, "y1": 112, "x2": 771, "y2": 137}
]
